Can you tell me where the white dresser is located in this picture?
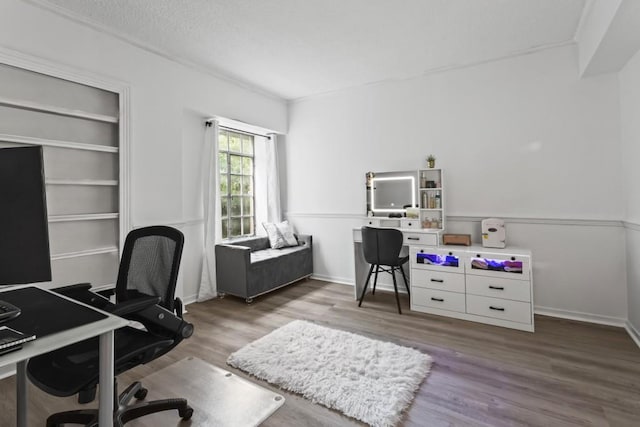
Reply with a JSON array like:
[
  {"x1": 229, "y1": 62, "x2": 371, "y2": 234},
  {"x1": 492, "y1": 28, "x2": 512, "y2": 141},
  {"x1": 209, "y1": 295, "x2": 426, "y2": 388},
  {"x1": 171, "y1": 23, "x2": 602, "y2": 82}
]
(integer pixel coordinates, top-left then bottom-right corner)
[{"x1": 410, "y1": 245, "x2": 534, "y2": 332}]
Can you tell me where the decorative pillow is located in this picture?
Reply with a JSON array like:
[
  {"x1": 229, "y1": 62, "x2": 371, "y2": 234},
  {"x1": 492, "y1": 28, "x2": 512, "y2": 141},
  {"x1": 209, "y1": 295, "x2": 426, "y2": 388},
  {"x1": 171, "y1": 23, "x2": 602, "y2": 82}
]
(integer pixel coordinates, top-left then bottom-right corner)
[{"x1": 263, "y1": 221, "x2": 298, "y2": 249}]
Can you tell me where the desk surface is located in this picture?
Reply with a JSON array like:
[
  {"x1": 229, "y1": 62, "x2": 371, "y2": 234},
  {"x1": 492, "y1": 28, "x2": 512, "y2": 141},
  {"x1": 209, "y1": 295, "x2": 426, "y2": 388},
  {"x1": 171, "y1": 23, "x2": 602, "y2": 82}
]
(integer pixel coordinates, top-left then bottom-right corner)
[{"x1": 0, "y1": 285, "x2": 128, "y2": 367}]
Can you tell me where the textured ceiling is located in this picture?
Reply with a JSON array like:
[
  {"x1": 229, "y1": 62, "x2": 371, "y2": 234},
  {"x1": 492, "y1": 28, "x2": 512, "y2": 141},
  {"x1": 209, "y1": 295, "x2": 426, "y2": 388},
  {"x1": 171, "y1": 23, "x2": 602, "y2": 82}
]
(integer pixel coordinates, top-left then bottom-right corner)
[{"x1": 37, "y1": 0, "x2": 587, "y2": 100}]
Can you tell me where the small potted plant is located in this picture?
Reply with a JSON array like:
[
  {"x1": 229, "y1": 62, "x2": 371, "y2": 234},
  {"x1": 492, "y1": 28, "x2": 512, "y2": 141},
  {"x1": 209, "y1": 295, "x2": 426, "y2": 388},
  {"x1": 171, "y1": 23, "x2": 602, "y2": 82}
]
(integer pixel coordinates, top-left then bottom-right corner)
[{"x1": 427, "y1": 155, "x2": 436, "y2": 168}]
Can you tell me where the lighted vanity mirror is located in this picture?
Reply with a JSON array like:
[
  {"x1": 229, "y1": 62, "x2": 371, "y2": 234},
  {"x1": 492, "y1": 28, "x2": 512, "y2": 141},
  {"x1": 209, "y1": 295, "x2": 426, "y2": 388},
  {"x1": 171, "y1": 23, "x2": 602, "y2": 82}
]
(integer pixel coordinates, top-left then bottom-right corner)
[{"x1": 366, "y1": 170, "x2": 418, "y2": 215}]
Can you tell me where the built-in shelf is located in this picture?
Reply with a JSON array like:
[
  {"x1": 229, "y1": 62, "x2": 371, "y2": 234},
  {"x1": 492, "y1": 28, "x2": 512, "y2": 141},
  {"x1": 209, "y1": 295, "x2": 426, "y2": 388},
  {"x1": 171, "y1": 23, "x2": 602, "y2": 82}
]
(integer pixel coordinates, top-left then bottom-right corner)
[
  {"x1": 46, "y1": 179, "x2": 118, "y2": 186},
  {"x1": 0, "y1": 133, "x2": 119, "y2": 153},
  {"x1": 48, "y1": 213, "x2": 119, "y2": 223},
  {"x1": 51, "y1": 246, "x2": 119, "y2": 261},
  {"x1": 419, "y1": 169, "x2": 445, "y2": 230},
  {"x1": 0, "y1": 96, "x2": 119, "y2": 123}
]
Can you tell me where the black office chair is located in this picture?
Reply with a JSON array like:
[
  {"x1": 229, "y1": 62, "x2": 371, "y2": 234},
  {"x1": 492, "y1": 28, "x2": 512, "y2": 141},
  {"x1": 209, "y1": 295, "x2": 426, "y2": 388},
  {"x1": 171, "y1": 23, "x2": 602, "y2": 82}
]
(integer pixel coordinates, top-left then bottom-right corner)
[
  {"x1": 27, "y1": 226, "x2": 195, "y2": 427},
  {"x1": 358, "y1": 226, "x2": 410, "y2": 314}
]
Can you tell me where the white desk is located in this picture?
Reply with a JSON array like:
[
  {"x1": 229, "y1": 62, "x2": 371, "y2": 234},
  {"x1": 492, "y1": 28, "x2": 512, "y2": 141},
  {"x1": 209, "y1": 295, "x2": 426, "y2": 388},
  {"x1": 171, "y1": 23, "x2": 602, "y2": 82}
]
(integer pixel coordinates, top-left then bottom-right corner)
[{"x1": 0, "y1": 285, "x2": 128, "y2": 427}]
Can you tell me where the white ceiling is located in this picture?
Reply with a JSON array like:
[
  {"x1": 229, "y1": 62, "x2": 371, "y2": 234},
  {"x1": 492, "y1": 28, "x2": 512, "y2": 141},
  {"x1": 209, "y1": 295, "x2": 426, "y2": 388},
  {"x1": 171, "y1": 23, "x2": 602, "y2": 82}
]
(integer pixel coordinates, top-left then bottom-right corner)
[{"x1": 36, "y1": 0, "x2": 587, "y2": 100}]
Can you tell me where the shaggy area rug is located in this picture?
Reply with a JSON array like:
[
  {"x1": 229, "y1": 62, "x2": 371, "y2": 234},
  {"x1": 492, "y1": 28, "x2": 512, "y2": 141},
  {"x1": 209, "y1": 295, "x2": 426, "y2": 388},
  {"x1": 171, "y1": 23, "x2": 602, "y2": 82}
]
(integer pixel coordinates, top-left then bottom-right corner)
[{"x1": 227, "y1": 320, "x2": 432, "y2": 427}]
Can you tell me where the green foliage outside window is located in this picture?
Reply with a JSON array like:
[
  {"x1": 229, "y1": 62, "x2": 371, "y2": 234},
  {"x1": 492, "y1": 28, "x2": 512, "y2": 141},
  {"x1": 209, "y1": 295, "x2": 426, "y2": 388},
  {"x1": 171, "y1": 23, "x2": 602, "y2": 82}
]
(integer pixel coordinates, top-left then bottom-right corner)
[{"x1": 219, "y1": 129, "x2": 255, "y2": 239}]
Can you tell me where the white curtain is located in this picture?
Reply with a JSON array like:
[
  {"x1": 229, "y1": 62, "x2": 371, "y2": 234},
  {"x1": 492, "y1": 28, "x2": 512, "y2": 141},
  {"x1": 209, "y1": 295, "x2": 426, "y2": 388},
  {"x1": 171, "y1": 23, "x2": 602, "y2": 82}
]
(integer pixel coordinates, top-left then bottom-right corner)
[
  {"x1": 197, "y1": 119, "x2": 222, "y2": 301},
  {"x1": 265, "y1": 133, "x2": 282, "y2": 222}
]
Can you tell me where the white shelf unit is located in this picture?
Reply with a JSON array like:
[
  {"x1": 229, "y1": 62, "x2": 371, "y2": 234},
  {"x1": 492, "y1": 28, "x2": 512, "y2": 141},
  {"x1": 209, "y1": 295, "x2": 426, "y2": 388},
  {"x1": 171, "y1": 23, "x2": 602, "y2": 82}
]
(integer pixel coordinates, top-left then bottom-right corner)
[
  {"x1": 0, "y1": 61, "x2": 124, "y2": 290},
  {"x1": 409, "y1": 245, "x2": 534, "y2": 332},
  {"x1": 418, "y1": 168, "x2": 445, "y2": 231}
]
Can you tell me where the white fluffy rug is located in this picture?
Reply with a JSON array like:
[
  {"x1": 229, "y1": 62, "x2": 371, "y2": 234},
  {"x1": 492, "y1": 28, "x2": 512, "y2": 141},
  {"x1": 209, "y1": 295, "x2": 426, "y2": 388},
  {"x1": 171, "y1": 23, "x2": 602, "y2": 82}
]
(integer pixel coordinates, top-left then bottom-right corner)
[{"x1": 227, "y1": 320, "x2": 432, "y2": 426}]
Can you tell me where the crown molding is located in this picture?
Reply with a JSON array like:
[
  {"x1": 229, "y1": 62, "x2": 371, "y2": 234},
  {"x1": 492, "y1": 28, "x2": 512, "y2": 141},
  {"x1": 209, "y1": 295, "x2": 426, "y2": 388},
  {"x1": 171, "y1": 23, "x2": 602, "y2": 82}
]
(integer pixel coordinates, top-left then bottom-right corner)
[{"x1": 288, "y1": 41, "x2": 576, "y2": 104}]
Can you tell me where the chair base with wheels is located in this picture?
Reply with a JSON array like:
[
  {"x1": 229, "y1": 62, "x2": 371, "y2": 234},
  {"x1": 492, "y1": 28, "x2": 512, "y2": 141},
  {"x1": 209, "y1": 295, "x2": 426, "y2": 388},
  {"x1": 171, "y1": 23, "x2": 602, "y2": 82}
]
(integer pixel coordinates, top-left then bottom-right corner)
[
  {"x1": 45, "y1": 379, "x2": 193, "y2": 427},
  {"x1": 358, "y1": 226, "x2": 410, "y2": 314}
]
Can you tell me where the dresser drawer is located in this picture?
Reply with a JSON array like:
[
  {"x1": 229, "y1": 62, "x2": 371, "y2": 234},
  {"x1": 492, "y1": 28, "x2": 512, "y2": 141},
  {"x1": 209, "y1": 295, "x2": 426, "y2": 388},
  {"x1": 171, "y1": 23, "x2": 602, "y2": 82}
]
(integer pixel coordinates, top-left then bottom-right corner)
[
  {"x1": 466, "y1": 252, "x2": 530, "y2": 280},
  {"x1": 401, "y1": 218, "x2": 421, "y2": 229},
  {"x1": 466, "y1": 275, "x2": 531, "y2": 302},
  {"x1": 466, "y1": 294, "x2": 532, "y2": 324},
  {"x1": 412, "y1": 288, "x2": 465, "y2": 313},
  {"x1": 411, "y1": 247, "x2": 465, "y2": 272},
  {"x1": 411, "y1": 269, "x2": 465, "y2": 293},
  {"x1": 404, "y1": 232, "x2": 438, "y2": 246}
]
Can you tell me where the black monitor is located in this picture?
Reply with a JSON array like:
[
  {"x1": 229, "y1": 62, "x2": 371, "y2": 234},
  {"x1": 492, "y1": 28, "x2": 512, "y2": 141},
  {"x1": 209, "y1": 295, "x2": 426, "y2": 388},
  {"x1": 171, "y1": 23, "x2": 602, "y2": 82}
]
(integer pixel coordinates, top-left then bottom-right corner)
[{"x1": 0, "y1": 145, "x2": 52, "y2": 285}]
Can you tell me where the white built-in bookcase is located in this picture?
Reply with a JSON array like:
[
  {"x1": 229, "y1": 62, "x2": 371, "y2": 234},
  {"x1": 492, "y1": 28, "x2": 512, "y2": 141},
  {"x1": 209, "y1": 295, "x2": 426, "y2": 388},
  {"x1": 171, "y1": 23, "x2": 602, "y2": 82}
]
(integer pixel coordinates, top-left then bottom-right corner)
[{"x1": 0, "y1": 48, "x2": 129, "y2": 291}]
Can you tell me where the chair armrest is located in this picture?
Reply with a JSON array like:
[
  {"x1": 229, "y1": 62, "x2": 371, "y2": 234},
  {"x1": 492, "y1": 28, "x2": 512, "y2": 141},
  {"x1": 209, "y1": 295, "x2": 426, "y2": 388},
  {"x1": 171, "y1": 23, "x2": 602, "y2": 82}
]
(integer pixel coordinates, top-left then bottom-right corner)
[
  {"x1": 110, "y1": 295, "x2": 161, "y2": 317},
  {"x1": 135, "y1": 305, "x2": 194, "y2": 339},
  {"x1": 297, "y1": 234, "x2": 312, "y2": 247},
  {"x1": 53, "y1": 283, "x2": 112, "y2": 309},
  {"x1": 97, "y1": 288, "x2": 115, "y2": 298},
  {"x1": 216, "y1": 243, "x2": 251, "y2": 256},
  {"x1": 54, "y1": 282, "x2": 93, "y2": 295},
  {"x1": 215, "y1": 244, "x2": 251, "y2": 289}
]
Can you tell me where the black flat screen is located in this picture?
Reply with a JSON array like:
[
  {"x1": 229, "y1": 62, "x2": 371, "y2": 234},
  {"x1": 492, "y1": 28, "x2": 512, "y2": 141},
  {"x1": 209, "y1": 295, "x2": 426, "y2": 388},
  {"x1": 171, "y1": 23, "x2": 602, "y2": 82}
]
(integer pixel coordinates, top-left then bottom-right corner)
[{"x1": 0, "y1": 146, "x2": 52, "y2": 284}]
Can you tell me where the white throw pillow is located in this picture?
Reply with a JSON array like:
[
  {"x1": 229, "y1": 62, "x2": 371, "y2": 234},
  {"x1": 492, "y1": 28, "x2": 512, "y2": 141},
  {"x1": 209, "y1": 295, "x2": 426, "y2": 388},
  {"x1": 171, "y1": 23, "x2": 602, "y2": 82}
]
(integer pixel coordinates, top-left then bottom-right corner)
[{"x1": 263, "y1": 221, "x2": 298, "y2": 249}]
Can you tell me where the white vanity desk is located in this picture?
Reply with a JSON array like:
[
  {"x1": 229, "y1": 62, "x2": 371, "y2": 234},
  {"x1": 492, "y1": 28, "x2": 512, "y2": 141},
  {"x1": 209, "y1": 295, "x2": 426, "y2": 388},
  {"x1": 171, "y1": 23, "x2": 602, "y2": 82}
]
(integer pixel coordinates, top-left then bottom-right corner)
[{"x1": 352, "y1": 224, "x2": 534, "y2": 332}]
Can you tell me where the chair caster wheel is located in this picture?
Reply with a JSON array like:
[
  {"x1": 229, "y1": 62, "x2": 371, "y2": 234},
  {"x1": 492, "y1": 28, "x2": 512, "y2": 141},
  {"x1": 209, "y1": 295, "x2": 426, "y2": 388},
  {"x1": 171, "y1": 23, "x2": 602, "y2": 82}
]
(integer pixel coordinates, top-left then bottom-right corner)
[
  {"x1": 179, "y1": 406, "x2": 194, "y2": 420},
  {"x1": 245, "y1": 298, "x2": 254, "y2": 304},
  {"x1": 134, "y1": 387, "x2": 148, "y2": 400}
]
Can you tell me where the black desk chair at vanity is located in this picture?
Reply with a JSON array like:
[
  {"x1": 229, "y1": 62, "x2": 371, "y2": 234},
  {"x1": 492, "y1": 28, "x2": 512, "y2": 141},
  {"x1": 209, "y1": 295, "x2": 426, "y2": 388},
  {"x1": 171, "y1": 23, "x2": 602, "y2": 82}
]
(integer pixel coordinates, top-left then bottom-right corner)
[
  {"x1": 27, "y1": 226, "x2": 195, "y2": 427},
  {"x1": 358, "y1": 226, "x2": 410, "y2": 314}
]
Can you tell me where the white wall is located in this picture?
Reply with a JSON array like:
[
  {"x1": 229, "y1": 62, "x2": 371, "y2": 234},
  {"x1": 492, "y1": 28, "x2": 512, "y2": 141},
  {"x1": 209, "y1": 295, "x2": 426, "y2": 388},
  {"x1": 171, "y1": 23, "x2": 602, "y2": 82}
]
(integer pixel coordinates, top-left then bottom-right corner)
[
  {"x1": 285, "y1": 45, "x2": 628, "y2": 323},
  {"x1": 620, "y1": 49, "x2": 640, "y2": 336},
  {"x1": 0, "y1": 0, "x2": 288, "y2": 302}
]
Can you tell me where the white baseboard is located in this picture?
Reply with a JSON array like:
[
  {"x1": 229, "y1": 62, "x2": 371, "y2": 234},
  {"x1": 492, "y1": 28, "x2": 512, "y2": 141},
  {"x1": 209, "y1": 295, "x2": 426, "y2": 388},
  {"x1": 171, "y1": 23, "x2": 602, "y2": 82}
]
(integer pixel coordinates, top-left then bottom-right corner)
[
  {"x1": 183, "y1": 294, "x2": 198, "y2": 306},
  {"x1": 626, "y1": 321, "x2": 640, "y2": 349},
  {"x1": 534, "y1": 305, "x2": 627, "y2": 327},
  {"x1": 310, "y1": 274, "x2": 353, "y2": 286}
]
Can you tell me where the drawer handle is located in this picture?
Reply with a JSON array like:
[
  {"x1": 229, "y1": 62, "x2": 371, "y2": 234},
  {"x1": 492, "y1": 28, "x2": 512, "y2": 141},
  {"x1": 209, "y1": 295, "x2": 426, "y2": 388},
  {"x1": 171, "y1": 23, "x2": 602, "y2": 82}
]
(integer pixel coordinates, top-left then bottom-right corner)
[
  {"x1": 407, "y1": 237, "x2": 420, "y2": 241},
  {"x1": 489, "y1": 285, "x2": 504, "y2": 290},
  {"x1": 430, "y1": 279, "x2": 444, "y2": 283},
  {"x1": 489, "y1": 306, "x2": 505, "y2": 311},
  {"x1": 431, "y1": 297, "x2": 444, "y2": 302}
]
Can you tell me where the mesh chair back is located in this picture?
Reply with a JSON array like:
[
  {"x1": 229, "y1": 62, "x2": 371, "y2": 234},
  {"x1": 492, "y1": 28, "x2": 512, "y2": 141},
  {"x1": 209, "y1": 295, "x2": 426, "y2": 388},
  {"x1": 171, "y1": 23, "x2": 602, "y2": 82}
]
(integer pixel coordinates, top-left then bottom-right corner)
[
  {"x1": 361, "y1": 226, "x2": 404, "y2": 266},
  {"x1": 116, "y1": 226, "x2": 184, "y2": 311}
]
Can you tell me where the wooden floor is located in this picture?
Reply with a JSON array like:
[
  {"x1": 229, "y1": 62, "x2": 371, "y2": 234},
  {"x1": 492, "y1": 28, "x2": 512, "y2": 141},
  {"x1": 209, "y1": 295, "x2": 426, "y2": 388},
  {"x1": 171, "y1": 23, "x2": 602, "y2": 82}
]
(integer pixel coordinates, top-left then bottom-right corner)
[{"x1": 1, "y1": 279, "x2": 640, "y2": 426}]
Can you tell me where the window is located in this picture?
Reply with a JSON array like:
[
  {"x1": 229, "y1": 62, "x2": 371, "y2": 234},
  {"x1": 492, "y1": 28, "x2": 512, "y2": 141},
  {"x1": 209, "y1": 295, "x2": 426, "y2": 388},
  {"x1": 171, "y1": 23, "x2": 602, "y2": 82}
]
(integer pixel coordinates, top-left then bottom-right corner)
[{"x1": 219, "y1": 129, "x2": 255, "y2": 239}]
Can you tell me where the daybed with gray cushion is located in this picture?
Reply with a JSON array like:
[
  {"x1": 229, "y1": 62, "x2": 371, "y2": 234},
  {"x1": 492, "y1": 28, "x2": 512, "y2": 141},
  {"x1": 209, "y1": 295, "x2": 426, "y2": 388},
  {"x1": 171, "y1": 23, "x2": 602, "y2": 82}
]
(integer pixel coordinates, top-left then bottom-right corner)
[{"x1": 215, "y1": 234, "x2": 313, "y2": 303}]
